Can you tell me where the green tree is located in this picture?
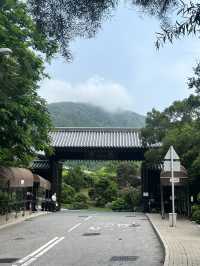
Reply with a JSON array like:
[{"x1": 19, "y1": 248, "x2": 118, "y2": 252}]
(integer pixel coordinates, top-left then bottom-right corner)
[
  {"x1": 61, "y1": 184, "x2": 75, "y2": 204},
  {"x1": 116, "y1": 162, "x2": 140, "y2": 188},
  {"x1": 93, "y1": 177, "x2": 118, "y2": 207},
  {"x1": 142, "y1": 67, "x2": 200, "y2": 187},
  {"x1": 63, "y1": 166, "x2": 86, "y2": 192},
  {"x1": 0, "y1": 0, "x2": 58, "y2": 166}
]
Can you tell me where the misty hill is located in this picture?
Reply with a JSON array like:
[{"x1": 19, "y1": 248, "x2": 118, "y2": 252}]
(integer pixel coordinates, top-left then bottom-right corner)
[{"x1": 48, "y1": 102, "x2": 145, "y2": 128}]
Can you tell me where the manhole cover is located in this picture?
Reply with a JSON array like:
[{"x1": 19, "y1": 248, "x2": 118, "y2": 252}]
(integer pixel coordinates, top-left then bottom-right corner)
[
  {"x1": 83, "y1": 233, "x2": 101, "y2": 236},
  {"x1": 0, "y1": 258, "x2": 19, "y2": 263},
  {"x1": 14, "y1": 237, "x2": 24, "y2": 240},
  {"x1": 129, "y1": 223, "x2": 140, "y2": 227},
  {"x1": 110, "y1": 256, "x2": 138, "y2": 262}
]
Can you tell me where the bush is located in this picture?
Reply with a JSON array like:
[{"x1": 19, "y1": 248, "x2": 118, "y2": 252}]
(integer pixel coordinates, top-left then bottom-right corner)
[
  {"x1": 192, "y1": 209, "x2": 200, "y2": 224},
  {"x1": 111, "y1": 198, "x2": 126, "y2": 211},
  {"x1": 72, "y1": 193, "x2": 89, "y2": 209},
  {"x1": 63, "y1": 166, "x2": 86, "y2": 191},
  {"x1": 191, "y1": 204, "x2": 200, "y2": 215},
  {"x1": 120, "y1": 187, "x2": 141, "y2": 211},
  {"x1": 197, "y1": 193, "x2": 200, "y2": 203},
  {"x1": 88, "y1": 188, "x2": 96, "y2": 200},
  {"x1": 93, "y1": 177, "x2": 118, "y2": 207},
  {"x1": 95, "y1": 197, "x2": 107, "y2": 207},
  {"x1": 110, "y1": 187, "x2": 141, "y2": 212},
  {"x1": 0, "y1": 192, "x2": 11, "y2": 215},
  {"x1": 61, "y1": 184, "x2": 75, "y2": 204}
]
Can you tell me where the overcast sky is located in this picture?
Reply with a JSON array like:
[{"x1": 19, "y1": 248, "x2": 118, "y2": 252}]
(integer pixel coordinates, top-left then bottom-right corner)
[{"x1": 39, "y1": 2, "x2": 200, "y2": 115}]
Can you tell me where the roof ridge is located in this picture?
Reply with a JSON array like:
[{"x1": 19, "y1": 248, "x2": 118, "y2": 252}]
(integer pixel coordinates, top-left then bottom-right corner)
[{"x1": 52, "y1": 127, "x2": 141, "y2": 132}]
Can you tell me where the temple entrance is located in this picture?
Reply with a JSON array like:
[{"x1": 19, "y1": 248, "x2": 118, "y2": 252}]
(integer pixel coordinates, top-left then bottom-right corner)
[{"x1": 32, "y1": 127, "x2": 161, "y2": 211}]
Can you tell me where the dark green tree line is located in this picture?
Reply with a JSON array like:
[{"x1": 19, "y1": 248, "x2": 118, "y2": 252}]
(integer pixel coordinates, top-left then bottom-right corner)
[{"x1": 142, "y1": 63, "x2": 200, "y2": 187}]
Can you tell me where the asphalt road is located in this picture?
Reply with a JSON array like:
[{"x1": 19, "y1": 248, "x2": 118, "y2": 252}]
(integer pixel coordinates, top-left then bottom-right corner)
[{"x1": 0, "y1": 211, "x2": 164, "y2": 266}]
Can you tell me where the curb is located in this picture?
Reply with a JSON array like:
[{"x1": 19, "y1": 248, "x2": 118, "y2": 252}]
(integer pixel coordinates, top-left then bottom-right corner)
[
  {"x1": 0, "y1": 211, "x2": 50, "y2": 231},
  {"x1": 146, "y1": 214, "x2": 169, "y2": 266}
]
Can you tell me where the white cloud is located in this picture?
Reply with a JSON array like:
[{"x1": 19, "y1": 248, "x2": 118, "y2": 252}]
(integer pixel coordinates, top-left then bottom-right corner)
[{"x1": 39, "y1": 76, "x2": 134, "y2": 112}]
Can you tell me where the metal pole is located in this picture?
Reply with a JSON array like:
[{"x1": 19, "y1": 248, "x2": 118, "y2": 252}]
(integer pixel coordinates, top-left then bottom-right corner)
[{"x1": 171, "y1": 146, "x2": 175, "y2": 227}]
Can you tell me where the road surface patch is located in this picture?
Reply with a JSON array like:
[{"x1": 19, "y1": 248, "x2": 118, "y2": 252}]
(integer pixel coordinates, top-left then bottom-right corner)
[
  {"x1": 110, "y1": 256, "x2": 139, "y2": 262},
  {"x1": 0, "y1": 258, "x2": 19, "y2": 263},
  {"x1": 82, "y1": 232, "x2": 101, "y2": 236}
]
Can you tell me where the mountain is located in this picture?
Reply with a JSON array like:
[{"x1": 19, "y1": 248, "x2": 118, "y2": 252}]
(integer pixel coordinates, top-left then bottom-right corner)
[{"x1": 48, "y1": 102, "x2": 145, "y2": 128}]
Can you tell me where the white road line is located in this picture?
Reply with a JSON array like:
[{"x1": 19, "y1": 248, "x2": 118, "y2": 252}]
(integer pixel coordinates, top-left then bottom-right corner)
[
  {"x1": 19, "y1": 257, "x2": 37, "y2": 266},
  {"x1": 12, "y1": 215, "x2": 94, "y2": 266},
  {"x1": 34, "y1": 237, "x2": 65, "y2": 258},
  {"x1": 68, "y1": 223, "x2": 82, "y2": 232},
  {"x1": 14, "y1": 237, "x2": 65, "y2": 266},
  {"x1": 84, "y1": 216, "x2": 92, "y2": 221},
  {"x1": 12, "y1": 237, "x2": 59, "y2": 266}
]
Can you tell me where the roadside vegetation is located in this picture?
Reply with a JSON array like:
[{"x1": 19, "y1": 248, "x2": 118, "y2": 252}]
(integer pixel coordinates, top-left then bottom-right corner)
[
  {"x1": 141, "y1": 66, "x2": 200, "y2": 223},
  {"x1": 61, "y1": 162, "x2": 141, "y2": 211}
]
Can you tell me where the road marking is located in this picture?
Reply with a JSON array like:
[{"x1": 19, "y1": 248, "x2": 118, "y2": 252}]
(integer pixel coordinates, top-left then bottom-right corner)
[
  {"x1": 68, "y1": 223, "x2": 82, "y2": 232},
  {"x1": 13, "y1": 215, "x2": 93, "y2": 266},
  {"x1": 33, "y1": 237, "x2": 65, "y2": 258},
  {"x1": 12, "y1": 237, "x2": 64, "y2": 266},
  {"x1": 84, "y1": 216, "x2": 92, "y2": 221},
  {"x1": 12, "y1": 237, "x2": 59, "y2": 265}
]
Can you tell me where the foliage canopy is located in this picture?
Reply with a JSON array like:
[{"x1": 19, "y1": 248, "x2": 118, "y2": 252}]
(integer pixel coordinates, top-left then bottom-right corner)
[{"x1": 0, "y1": 0, "x2": 57, "y2": 166}]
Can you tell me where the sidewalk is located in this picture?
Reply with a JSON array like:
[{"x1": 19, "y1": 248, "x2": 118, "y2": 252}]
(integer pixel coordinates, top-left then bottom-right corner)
[
  {"x1": 147, "y1": 214, "x2": 200, "y2": 266},
  {"x1": 0, "y1": 210, "x2": 49, "y2": 230}
]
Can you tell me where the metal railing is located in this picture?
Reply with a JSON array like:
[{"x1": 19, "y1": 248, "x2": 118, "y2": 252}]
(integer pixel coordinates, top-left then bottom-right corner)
[{"x1": 0, "y1": 199, "x2": 36, "y2": 222}]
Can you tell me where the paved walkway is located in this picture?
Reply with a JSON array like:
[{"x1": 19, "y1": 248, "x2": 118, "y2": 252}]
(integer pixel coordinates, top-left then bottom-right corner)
[
  {"x1": 147, "y1": 214, "x2": 200, "y2": 266},
  {"x1": 0, "y1": 211, "x2": 49, "y2": 230}
]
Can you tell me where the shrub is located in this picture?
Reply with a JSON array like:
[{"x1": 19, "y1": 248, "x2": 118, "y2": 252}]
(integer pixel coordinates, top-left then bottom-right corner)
[
  {"x1": 95, "y1": 197, "x2": 107, "y2": 207},
  {"x1": 63, "y1": 166, "x2": 85, "y2": 191},
  {"x1": 61, "y1": 184, "x2": 75, "y2": 204},
  {"x1": 0, "y1": 192, "x2": 10, "y2": 215},
  {"x1": 192, "y1": 209, "x2": 200, "y2": 224},
  {"x1": 197, "y1": 193, "x2": 200, "y2": 203},
  {"x1": 191, "y1": 204, "x2": 200, "y2": 215},
  {"x1": 93, "y1": 177, "x2": 118, "y2": 207},
  {"x1": 111, "y1": 198, "x2": 126, "y2": 211},
  {"x1": 120, "y1": 186, "x2": 141, "y2": 211},
  {"x1": 88, "y1": 188, "x2": 96, "y2": 200},
  {"x1": 72, "y1": 193, "x2": 89, "y2": 209}
]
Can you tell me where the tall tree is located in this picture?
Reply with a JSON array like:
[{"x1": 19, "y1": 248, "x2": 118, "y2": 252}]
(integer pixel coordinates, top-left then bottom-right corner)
[
  {"x1": 142, "y1": 64, "x2": 200, "y2": 184},
  {"x1": 0, "y1": 0, "x2": 57, "y2": 166},
  {"x1": 27, "y1": 0, "x2": 200, "y2": 57}
]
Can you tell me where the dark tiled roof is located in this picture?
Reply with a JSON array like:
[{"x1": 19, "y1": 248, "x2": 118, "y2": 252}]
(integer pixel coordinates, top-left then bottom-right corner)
[
  {"x1": 31, "y1": 160, "x2": 50, "y2": 170},
  {"x1": 160, "y1": 165, "x2": 188, "y2": 178},
  {"x1": 49, "y1": 128, "x2": 143, "y2": 148}
]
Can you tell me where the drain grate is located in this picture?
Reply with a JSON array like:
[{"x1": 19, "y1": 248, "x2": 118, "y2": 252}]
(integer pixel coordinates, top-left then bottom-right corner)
[
  {"x1": 83, "y1": 233, "x2": 100, "y2": 236},
  {"x1": 14, "y1": 237, "x2": 24, "y2": 240},
  {"x1": 78, "y1": 216, "x2": 88, "y2": 218},
  {"x1": 25, "y1": 219, "x2": 33, "y2": 222},
  {"x1": 126, "y1": 215, "x2": 136, "y2": 218},
  {"x1": 110, "y1": 256, "x2": 138, "y2": 262},
  {"x1": 129, "y1": 223, "x2": 140, "y2": 227},
  {"x1": 0, "y1": 258, "x2": 19, "y2": 263}
]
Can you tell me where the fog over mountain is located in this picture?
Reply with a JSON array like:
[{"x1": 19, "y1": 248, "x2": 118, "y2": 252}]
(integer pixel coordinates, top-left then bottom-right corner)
[{"x1": 48, "y1": 102, "x2": 145, "y2": 128}]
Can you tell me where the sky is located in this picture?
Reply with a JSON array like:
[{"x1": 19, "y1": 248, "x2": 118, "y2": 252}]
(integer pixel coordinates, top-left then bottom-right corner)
[{"x1": 39, "y1": 2, "x2": 200, "y2": 115}]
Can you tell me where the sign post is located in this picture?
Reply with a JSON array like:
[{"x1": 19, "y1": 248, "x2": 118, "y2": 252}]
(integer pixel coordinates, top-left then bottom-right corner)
[
  {"x1": 170, "y1": 146, "x2": 175, "y2": 227},
  {"x1": 164, "y1": 146, "x2": 180, "y2": 227}
]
